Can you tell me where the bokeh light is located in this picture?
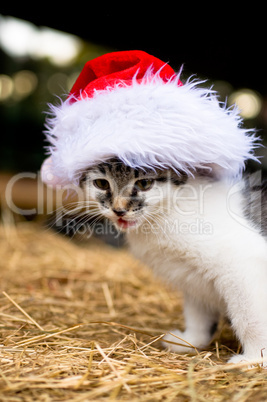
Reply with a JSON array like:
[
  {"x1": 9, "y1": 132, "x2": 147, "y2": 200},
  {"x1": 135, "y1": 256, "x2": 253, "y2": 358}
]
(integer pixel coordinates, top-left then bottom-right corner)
[
  {"x1": 228, "y1": 89, "x2": 262, "y2": 119},
  {"x1": 0, "y1": 15, "x2": 82, "y2": 66},
  {"x1": 0, "y1": 74, "x2": 13, "y2": 101},
  {"x1": 13, "y1": 71, "x2": 38, "y2": 100}
]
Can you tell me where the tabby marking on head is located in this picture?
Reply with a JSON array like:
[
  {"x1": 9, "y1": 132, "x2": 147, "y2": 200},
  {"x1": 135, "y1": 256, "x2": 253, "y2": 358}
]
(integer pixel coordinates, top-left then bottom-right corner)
[{"x1": 80, "y1": 158, "x2": 187, "y2": 231}]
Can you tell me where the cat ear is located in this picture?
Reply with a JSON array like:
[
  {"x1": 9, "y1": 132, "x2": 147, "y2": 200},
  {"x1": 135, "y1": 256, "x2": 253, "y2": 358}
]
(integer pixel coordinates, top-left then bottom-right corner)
[{"x1": 41, "y1": 157, "x2": 63, "y2": 188}]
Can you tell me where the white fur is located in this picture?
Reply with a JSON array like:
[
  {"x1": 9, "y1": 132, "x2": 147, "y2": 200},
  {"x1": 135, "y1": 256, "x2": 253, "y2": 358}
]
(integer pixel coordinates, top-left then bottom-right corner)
[
  {"x1": 42, "y1": 73, "x2": 258, "y2": 186},
  {"x1": 126, "y1": 177, "x2": 267, "y2": 365}
]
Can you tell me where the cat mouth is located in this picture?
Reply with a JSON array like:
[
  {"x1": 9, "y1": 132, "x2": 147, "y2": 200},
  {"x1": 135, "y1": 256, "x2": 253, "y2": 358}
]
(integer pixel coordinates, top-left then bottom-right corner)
[{"x1": 116, "y1": 218, "x2": 138, "y2": 230}]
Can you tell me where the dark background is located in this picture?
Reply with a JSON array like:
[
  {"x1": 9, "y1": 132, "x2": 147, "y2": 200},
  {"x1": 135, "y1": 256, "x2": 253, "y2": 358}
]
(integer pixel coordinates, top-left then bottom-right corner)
[
  {"x1": 1, "y1": 8, "x2": 266, "y2": 174},
  {"x1": 4, "y1": 9, "x2": 265, "y2": 92}
]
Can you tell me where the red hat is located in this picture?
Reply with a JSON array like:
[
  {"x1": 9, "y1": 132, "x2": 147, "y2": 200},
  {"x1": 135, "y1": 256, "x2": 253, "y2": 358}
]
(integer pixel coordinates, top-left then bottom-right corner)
[
  {"x1": 41, "y1": 50, "x2": 258, "y2": 186},
  {"x1": 69, "y1": 50, "x2": 180, "y2": 100}
]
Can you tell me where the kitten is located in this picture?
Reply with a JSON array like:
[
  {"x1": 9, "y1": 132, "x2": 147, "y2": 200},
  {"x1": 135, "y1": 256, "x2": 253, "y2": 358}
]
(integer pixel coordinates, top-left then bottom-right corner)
[{"x1": 80, "y1": 157, "x2": 267, "y2": 365}]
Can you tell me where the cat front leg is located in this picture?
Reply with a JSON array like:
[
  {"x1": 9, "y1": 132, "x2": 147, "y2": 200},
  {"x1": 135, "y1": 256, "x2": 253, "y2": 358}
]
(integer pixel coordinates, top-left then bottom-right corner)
[
  {"x1": 226, "y1": 301, "x2": 267, "y2": 366},
  {"x1": 226, "y1": 308, "x2": 267, "y2": 366},
  {"x1": 217, "y1": 258, "x2": 267, "y2": 366},
  {"x1": 163, "y1": 294, "x2": 219, "y2": 354}
]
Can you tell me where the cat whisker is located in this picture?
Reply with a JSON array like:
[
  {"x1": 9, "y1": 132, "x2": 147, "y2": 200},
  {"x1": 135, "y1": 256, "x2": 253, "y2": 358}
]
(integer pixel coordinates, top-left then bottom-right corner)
[{"x1": 44, "y1": 199, "x2": 102, "y2": 234}]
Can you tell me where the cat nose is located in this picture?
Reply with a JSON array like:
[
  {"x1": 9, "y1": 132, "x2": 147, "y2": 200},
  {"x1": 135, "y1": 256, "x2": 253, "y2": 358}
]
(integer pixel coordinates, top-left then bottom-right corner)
[{"x1": 112, "y1": 209, "x2": 127, "y2": 217}]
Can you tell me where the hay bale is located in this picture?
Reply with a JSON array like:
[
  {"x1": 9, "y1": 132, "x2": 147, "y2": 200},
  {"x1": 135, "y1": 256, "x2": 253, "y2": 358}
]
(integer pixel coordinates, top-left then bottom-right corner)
[{"x1": 0, "y1": 221, "x2": 266, "y2": 401}]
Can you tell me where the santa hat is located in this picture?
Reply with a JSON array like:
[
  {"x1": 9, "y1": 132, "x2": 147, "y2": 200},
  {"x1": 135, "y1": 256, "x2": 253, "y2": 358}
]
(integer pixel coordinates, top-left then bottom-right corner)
[{"x1": 41, "y1": 50, "x2": 258, "y2": 186}]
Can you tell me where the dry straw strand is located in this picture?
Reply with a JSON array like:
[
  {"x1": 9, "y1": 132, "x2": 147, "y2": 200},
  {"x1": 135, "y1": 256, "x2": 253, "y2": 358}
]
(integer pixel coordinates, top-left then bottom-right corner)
[{"x1": 2, "y1": 291, "x2": 44, "y2": 331}]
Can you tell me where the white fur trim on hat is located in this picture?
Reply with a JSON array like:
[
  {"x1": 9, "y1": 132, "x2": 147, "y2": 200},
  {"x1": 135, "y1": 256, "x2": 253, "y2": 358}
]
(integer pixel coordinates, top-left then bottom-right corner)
[{"x1": 42, "y1": 73, "x2": 259, "y2": 186}]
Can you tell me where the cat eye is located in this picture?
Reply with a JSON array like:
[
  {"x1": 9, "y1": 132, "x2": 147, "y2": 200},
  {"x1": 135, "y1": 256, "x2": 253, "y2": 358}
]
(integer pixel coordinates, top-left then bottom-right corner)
[
  {"x1": 135, "y1": 179, "x2": 154, "y2": 191},
  {"x1": 93, "y1": 179, "x2": 110, "y2": 190}
]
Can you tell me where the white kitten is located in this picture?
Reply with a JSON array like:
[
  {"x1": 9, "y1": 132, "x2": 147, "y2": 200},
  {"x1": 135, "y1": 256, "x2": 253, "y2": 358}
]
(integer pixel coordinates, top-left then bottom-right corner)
[{"x1": 81, "y1": 159, "x2": 267, "y2": 365}]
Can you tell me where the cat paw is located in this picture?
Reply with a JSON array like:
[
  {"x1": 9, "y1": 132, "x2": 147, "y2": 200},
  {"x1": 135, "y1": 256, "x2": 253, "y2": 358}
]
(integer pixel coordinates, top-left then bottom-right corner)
[
  {"x1": 228, "y1": 354, "x2": 267, "y2": 368},
  {"x1": 162, "y1": 330, "x2": 199, "y2": 354},
  {"x1": 228, "y1": 354, "x2": 247, "y2": 365}
]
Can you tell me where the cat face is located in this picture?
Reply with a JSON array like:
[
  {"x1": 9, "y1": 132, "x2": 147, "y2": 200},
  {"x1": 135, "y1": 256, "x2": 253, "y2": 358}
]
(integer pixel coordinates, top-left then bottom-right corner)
[{"x1": 81, "y1": 158, "x2": 187, "y2": 231}]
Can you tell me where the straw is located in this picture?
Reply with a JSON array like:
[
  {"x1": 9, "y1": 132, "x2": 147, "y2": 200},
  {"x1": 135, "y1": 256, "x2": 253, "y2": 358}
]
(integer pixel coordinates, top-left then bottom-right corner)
[{"x1": 0, "y1": 220, "x2": 267, "y2": 401}]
